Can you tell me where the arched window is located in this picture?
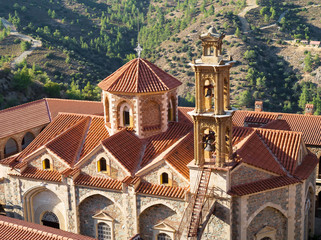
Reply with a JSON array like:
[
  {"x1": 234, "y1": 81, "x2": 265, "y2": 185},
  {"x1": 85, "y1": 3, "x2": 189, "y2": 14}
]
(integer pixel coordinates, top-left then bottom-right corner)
[
  {"x1": 22, "y1": 132, "x2": 34, "y2": 150},
  {"x1": 158, "y1": 233, "x2": 172, "y2": 240},
  {"x1": 168, "y1": 98, "x2": 175, "y2": 122},
  {"x1": 42, "y1": 211, "x2": 59, "y2": 229},
  {"x1": 160, "y1": 172, "x2": 169, "y2": 185},
  {"x1": 105, "y1": 96, "x2": 110, "y2": 122},
  {"x1": 42, "y1": 159, "x2": 51, "y2": 170},
  {"x1": 123, "y1": 106, "x2": 130, "y2": 126},
  {"x1": 261, "y1": 238, "x2": 272, "y2": 240},
  {"x1": 4, "y1": 138, "x2": 18, "y2": 157},
  {"x1": 97, "y1": 158, "x2": 107, "y2": 172},
  {"x1": 97, "y1": 222, "x2": 112, "y2": 240}
]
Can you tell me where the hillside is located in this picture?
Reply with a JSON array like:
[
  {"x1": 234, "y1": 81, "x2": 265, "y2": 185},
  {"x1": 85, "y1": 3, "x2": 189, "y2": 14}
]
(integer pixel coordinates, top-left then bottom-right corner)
[{"x1": 0, "y1": 0, "x2": 320, "y2": 114}]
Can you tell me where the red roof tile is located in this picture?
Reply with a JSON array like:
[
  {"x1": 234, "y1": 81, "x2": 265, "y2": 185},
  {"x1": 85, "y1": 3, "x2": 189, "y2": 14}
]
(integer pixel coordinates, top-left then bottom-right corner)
[
  {"x1": 164, "y1": 132, "x2": 194, "y2": 179},
  {"x1": 232, "y1": 110, "x2": 248, "y2": 127},
  {"x1": 141, "y1": 122, "x2": 192, "y2": 167},
  {"x1": 244, "y1": 111, "x2": 280, "y2": 125},
  {"x1": 9, "y1": 167, "x2": 62, "y2": 182},
  {"x1": 256, "y1": 128, "x2": 302, "y2": 174},
  {"x1": 136, "y1": 182, "x2": 187, "y2": 199},
  {"x1": 74, "y1": 174, "x2": 122, "y2": 190},
  {"x1": 178, "y1": 107, "x2": 193, "y2": 125},
  {"x1": 237, "y1": 132, "x2": 286, "y2": 175},
  {"x1": 98, "y1": 58, "x2": 182, "y2": 93},
  {"x1": 294, "y1": 153, "x2": 319, "y2": 180},
  {"x1": 0, "y1": 215, "x2": 94, "y2": 240},
  {"x1": 0, "y1": 99, "x2": 50, "y2": 138},
  {"x1": 232, "y1": 126, "x2": 254, "y2": 145},
  {"x1": 102, "y1": 130, "x2": 143, "y2": 174},
  {"x1": 228, "y1": 176, "x2": 300, "y2": 196},
  {"x1": 46, "y1": 117, "x2": 90, "y2": 167},
  {"x1": 261, "y1": 119, "x2": 291, "y2": 131}
]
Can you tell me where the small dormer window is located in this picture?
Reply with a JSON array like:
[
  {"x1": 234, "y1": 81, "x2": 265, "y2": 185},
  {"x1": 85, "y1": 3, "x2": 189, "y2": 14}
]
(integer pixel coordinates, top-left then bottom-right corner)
[
  {"x1": 43, "y1": 159, "x2": 51, "y2": 170},
  {"x1": 97, "y1": 158, "x2": 107, "y2": 172},
  {"x1": 160, "y1": 172, "x2": 169, "y2": 185},
  {"x1": 123, "y1": 106, "x2": 130, "y2": 126}
]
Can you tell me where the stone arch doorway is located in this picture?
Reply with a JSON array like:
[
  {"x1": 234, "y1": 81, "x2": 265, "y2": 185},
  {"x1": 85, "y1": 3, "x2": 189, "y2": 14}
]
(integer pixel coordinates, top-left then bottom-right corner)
[
  {"x1": 23, "y1": 187, "x2": 66, "y2": 230},
  {"x1": 247, "y1": 206, "x2": 287, "y2": 240},
  {"x1": 78, "y1": 194, "x2": 124, "y2": 239},
  {"x1": 139, "y1": 204, "x2": 179, "y2": 240},
  {"x1": 41, "y1": 211, "x2": 60, "y2": 229}
]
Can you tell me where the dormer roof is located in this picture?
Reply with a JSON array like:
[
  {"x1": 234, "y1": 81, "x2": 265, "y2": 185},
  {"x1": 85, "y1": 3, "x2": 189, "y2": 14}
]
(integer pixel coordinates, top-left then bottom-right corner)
[{"x1": 98, "y1": 58, "x2": 182, "y2": 94}]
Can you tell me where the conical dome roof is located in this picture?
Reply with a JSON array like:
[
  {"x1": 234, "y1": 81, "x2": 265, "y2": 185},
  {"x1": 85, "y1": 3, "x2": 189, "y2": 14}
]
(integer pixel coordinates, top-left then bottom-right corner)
[{"x1": 98, "y1": 58, "x2": 182, "y2": 93}]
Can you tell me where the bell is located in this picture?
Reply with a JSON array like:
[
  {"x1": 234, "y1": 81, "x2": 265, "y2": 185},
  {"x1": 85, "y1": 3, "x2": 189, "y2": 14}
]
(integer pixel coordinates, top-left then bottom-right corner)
[
  {"x1": 204, "y1": 140, "x2": 215, "y2": 152},
  {"x1": 205, "y1": 88, "x2": 212, "y2": 98}
]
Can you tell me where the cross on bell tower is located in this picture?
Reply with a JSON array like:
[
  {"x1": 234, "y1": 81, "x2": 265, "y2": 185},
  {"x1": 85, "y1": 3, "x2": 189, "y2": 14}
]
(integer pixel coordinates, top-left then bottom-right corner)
[{"x1": 189, "y1": 27, "x2": 235, "y2": 167}]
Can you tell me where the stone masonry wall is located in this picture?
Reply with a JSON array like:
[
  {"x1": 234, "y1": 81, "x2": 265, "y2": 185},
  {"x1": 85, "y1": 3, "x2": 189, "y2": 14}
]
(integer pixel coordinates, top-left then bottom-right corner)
[
  {"x1": 141, "y1": 162, "x2": 189, "y2": 188},
  {"x1": 29, "y1": 151, "x2": 68, "y2": 172},
  {"x1": 295, "y1": 184, "x2": 303, "y2": 239},
  {"x1": 231, "y1": 164, "x2": 273, "y2": 186},
  {"x1": 231, "y1": 197, "x2": 241, "y2": 240}
]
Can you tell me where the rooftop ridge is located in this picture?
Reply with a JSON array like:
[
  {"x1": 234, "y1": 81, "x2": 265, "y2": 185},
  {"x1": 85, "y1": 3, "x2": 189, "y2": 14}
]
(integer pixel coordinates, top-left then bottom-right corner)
[
  {"x1": 56, "y1": 112, "x2": 105, "y2": 119},
  {"x1": 141, "y1": 58, "x2": 169, "y2": 91},
  {"x1": 44, "y1": 98, "x2": 102, "y2": 104}
]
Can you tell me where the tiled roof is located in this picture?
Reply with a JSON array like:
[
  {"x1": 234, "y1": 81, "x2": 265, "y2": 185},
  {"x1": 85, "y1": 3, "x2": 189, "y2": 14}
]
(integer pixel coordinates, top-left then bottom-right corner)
[
  {"x1": 102, "y1": 130, "x2": 143, "y2": 174},
  {"x1": 0, "y1": 215, "x2": 94, "y2": 240},
  {"x1": 237, "y1": 132, "x2": 286, "y2": 175},
  {"x1": 232, "y1": 110, "x2": 248, "y2": 127},
  {"x1": 164, "y1": 132, "x2": 194, "y2": 179},
  {"x1": 177, "y1": 107, "x2": 193, "y2": 125},
  {"x1": 136, "y1": 182, "x2": 187, "y2": 199},
  {"x1": 74, "y1": 174, "x2": 122, "y2": 190},
  {"x1": 15, "y1": 114, "x2": 109, "y2": 168},
  {"x1": 0, "y1": 99, "x2": 50, "y2": 139},
  {"x1": 256, "y1": 128, "x2": 302, "y2": 174},
  {"x1": 46, "y1": 117, "x2": 90, "y2": 167},
  {"x1": 0, "y1": 98, "x2": 104, "y2": 140},
  {"x1": 261, "y1": 119, "x2": 291, "y2": 131},
  {"x1": 294, "y1": 153, "x2": 319, "y2": 180},
  {"x1": 232, "y1": 126, "x2": 254, "y2": 145},
  {"x1": 228, "y1": 176, "x2": 300, "y2": 196},
  {"x1": 244, "y1": 111, "x2": 280, "y2": 125},
  {"x1": 98, "y1": 58, "x2": 182, "y2": 93},
  {"x1": 141, "y1": 122, "x2": 192, "y2": 167},
  {"x1": 9, "y1": 167, "x2": 62, "y2": 182},
  {"x1": 45, "y1": 98, "x2": 104, "y2": 119}
]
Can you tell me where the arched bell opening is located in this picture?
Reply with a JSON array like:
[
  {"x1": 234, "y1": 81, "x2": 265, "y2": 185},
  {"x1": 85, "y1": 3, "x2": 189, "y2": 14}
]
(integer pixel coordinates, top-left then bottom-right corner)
[
  {"x1": 202, "y1": 128, "x2": 216, "y2": 163},
  {"x1": 204, "y1": 80, "x2": 214, "y2": 113}
]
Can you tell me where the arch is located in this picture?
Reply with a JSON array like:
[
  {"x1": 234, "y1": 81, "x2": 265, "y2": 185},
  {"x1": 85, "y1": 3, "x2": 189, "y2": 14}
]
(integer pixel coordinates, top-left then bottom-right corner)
[
  {"x1": 161, "y1": 172, "x2": 169, "y2": 185},
  {"x1": 97, "y1": 157, "x2": 107, "y2": 172},
  {"x1": 21, "y1": 132, "x2": 35, "y2": 150},
  {"x1": 42, "y1": 158, "x2": 51, "y2": 170},
  {"x1": 247, "y1": 203, "x2": 287, "y2": 227},
  {"x1": 78, "y1": 194, "x2": 124, "y2": 238},
  {"x1": 118, "y1": 102, "x2": 132, "y2": 128},
  {"x1": 139, "y1": 204, "x2": 179, "y2": 240},
  {"x1": 158, "y1": 233, "x2": 172, "y2": 240},
  {"x1": 4, "y1": 138, "x2": 18, "y2": 157},
  {"x1": 168, "y1": 96, "x2": 176, "y2": 122},
  {"x1": 139, "y1": 201, "x2": 178, "y2": 216},
  {"x1": 41, "y1": 211, "x2": 60, "y2": 229}
]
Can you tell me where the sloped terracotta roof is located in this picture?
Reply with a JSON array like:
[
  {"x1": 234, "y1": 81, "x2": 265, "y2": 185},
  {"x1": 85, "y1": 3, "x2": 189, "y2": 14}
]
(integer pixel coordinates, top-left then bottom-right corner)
[
  {"x1": 232, "y1": 110, "x2": 248, "y2": 127},
  {"x1": 45, "y1": 98, "x2": 104, "y2": 119},
  {"x1": 256, "y1": 128, "x2": 302, "y2": 174},
  {"x1": 261, "y1": 119, "x2": 291, "y2": 131},
  {"x1": 164, "y1": 132, "x2": 194, "y2": 179},
  {"x1": 102, "y1": 130, "x2": 143, "y2": 174},
  {"x1": 141, "y1": 122, "x2": 192, "y2": 167},
  {"x1": 0, "y1": 215, "x2": 94, "y2": 240},
  {"x1": 244, "y1": 111, "x2": 280, "y2": 125},
  {"x1": 0, "y1": 99, "x2": 50, "y2": 139},
  {"x1": 228, "y1": 176, "x2": 300, "y2": 196},
  {"x1": 136, "y1": 182, "x2": 187, "y2": 199},
  {"x1": 294, "y1": 153, "x2": 319, "y2": 180},
  {"x1": 232, "y1": 126, "x2": 254, "y2": 145},
  {"x1": 237, "y1": 132, "x2": 286, "y2": 175},
  {"x1": 74, "y1": 174, "x2": 122, "y2": 190},
  {"x1": 46, "y1": 117, "x2": 90, "y2": 167},
  {"x1": 98, "y1": 58, "x2": 181, "y2": 93},
  {"x1": 9, "y1": 167, "x2": 62, "y2": 182},
  {"x1": 178, "y1": 107, "x2": 193, "y2": 125}
]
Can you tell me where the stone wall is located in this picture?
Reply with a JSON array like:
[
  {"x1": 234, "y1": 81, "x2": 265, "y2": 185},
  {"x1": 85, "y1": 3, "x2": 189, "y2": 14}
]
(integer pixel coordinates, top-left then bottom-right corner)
[
  {"x1": 29, "y1": 151, "x2": 68, "y2": 172},
  {"x1": 231, "y1": 197, "x2": 240, "y2": 240},
  {"x1": 247, "y1": 206, "x2": 287, "y2": 240},
  {"x1": 230, "y1": 164, "x2": 273, "y2": 186},
  {"x1": 295, "y1": 184, "x2": 303, "y2": 239}
]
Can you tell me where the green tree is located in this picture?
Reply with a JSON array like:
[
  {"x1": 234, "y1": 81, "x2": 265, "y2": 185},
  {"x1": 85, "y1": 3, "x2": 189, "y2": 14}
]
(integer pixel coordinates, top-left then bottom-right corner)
[
  {"x1": 298, "y1": 84, "x2": 308, "y2": 109},
  {"x1": 44, "y1": 81, "x2": 61, "y2": 97},
  {"x1": 304, "y1": 52, "x2": 313, "y2": 72},
  {"x1": 13, "y1": 66, "x2": 32, "y2": 90},
  {"x1": 21, "y1": 41, "x2": 31, "y2": 51},
  {"x1": 239, "y1": 90, "x2": 254, "y2": 107}
]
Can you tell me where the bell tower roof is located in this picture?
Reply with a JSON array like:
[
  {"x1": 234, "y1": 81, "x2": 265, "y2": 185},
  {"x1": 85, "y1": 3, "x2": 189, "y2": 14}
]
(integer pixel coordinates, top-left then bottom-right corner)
[{"x1": 98, "y1": 58, "x2": 181, "y2": 94}]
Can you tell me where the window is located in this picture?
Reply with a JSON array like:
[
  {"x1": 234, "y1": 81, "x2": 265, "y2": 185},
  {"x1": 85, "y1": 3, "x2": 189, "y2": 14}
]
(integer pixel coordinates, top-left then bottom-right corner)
[
  {"x1": 98, "y1": 158, "x2": 107, "y2": 172},
  {"x1": 42, "y1": 159, "x2": 51, "y2": 170},
  {"x1": 4, "y1": 138, "x2": 18, "y2": 157},
  {"x1": 98, "y1": 222, "x2": 112, "y2": 240},
  {"x1": 168, "y1": 100, "x2": 173, "y2": 121},
  {"x1": 160, "y1": 172, "x2": 169, "y2": 185},
  {"x1": 158, "y1": 233, "x2": 171, "y2": 240},
  {"x1": 123, "y1": 106, "x2": 130, "y2": 126},
  {"x1": 42, "y1": 211, "x2": 59, "y2": 229}
]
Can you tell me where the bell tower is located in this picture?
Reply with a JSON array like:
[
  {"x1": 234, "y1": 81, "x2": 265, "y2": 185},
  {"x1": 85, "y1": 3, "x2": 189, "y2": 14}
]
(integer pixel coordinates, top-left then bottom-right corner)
[{"x1": 190, "y1": 27, "x2": 235, "y2": 167}]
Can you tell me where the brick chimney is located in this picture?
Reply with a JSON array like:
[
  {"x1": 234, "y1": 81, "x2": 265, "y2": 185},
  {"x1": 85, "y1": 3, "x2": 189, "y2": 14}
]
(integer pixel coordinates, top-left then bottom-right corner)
[
  {"x1": 255, "y1": 101, "x2": 263, "y2": 112},
  {"x1": 305, "y1": 104, "x2": 314, "y2": 115}
]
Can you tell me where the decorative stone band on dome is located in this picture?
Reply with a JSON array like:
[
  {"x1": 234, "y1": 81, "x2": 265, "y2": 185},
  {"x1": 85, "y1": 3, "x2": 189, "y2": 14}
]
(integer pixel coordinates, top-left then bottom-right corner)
[{"x1": 98, "y1": 58, "x2": 182, "y2": 93}]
